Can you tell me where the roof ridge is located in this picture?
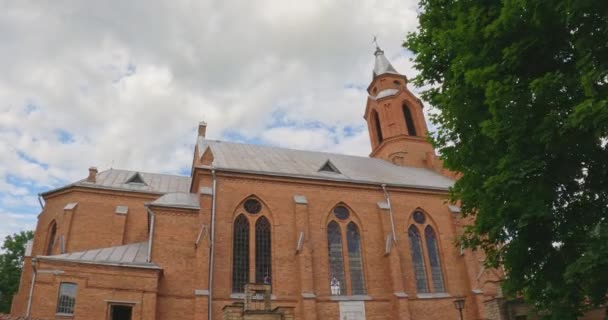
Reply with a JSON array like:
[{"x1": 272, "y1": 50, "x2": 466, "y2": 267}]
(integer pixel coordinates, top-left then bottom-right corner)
[
  {"x1": 201, "y1": 138, "x2": 387, "y2": 163},
  {"x1": 104, "y1": 168, "x2": 189, "y2": 178}
]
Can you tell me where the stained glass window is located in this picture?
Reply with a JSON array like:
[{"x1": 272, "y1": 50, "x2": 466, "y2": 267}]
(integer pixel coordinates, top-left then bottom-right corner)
[
  {"x1": 47, "y1": 222, "x2": 57, "y2": 255},
  {"x1": 403, "y1": 105, "x2": 417, "y2": 136},
  {"x1": 255, "y1": 216, "x2": 271, "y2": 284},
  {"x1": 244, "y1": 199, "x2": 262, "y2": 214},
  {"x1": 327, "y1": 221, "x2": 346, "y2": 295},
  {"x1": 425, "y1": 226, "x2": 445, "y2": 292},
  {"x1": 408, "y1": 225, "x2": 428, "y2": 293},
  {"x1": 347, "y1": 222, "x2": 365, "y2": 295},
  {"x1": 333, "y1": 206, "x2": 350, "y2": 220},
  {"x1": 56, "y1": 282, "x2": 77, "y2": 314},
  {"x1": 413, "y1": 210, "x2": 426, "y2": 224},
  {"x1": 232, "y1": 214, "x2": 249, "y2": 293}
]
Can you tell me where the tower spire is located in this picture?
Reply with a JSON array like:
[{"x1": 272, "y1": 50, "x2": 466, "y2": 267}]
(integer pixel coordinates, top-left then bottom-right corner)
[{"x1": 372, "y1": 40, "x2": 399, "y2": 77}]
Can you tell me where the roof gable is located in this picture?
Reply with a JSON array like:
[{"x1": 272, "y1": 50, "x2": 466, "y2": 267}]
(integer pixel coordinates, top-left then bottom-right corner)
[
  {"x1": 319, "y1": 160, "x2": 341, "y2": 174},
  {"x1": 126, "y1": 172, "x2": 146, "y2": 185}
]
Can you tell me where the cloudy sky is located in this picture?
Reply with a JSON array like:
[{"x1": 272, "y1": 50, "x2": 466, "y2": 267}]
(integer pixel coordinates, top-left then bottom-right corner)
[{"x1": 0, "y1": 0, "x2": 429, "y2": 242}]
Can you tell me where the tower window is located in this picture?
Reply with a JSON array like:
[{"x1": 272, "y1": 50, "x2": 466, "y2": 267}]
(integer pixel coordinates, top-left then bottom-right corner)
[
  {"x1": 46, "y1": 221, "x2": 57, "y2": 255},
  {"x1": 403, "y1": 105, "x2": 417, "y2": 136},
  {"x1": 372, "y1": 110, "x2": 383, "y2": 144}
]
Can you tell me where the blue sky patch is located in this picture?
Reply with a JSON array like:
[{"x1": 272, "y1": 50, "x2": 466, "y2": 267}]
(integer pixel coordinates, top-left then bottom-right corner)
[
  {"x1": 56, "y1": 129, "x2": 75, "y2": 144},
  {"x1": 17, "y1": 151, "x2": 49, "y2": 170}
]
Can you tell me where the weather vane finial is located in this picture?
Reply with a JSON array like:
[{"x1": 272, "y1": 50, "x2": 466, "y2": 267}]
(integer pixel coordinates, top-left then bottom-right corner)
[{"x1": 373, "y1": 35, "x2": 380, "y2": 49}]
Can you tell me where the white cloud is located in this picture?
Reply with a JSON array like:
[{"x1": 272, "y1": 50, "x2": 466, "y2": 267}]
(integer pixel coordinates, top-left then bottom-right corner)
[{"x1": 0, "y1": 0, "x2": 430, "y2": 237}]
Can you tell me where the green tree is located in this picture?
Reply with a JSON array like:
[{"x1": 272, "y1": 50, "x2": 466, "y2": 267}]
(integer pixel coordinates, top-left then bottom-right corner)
[
  {"x1": 405, "y1": 0, "x2": 608, "y2": 318},
  {"x1": 0, "y1": 231, "x2": 34, "y2": 313}
]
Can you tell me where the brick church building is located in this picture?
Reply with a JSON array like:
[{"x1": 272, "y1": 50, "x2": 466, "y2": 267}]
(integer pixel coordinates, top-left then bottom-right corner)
[{"x1": 10, "y1": 47, "x2": 507, "y2": 320}]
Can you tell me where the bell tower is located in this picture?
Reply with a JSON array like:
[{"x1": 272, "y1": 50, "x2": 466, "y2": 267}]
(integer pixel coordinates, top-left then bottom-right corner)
[{"x1": 364, "y1": 46, "x2": 436, "y2": 168}]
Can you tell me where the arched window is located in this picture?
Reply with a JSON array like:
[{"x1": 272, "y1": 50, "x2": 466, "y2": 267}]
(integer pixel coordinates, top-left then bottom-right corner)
[
  {"x1": 408, "y1": 225, "x2": 428, "y2": 293},
  {"x1": 347, "y1": 222, "x2": 365, "y2": 295},
  {"x1": 46, "y1": 221, "x2": 57, "y2": 255},
  {"x1": 327, "y1": 221, "x2": 346, "y2": 295},
  {"x1": 402, "y1": 104, "x2": 417, "y2": 136},
  {"x1": 255, "y1": 216, "x2": 271, "y2": 284},
  {"x1": 425, "y1": 226, "x2": 445, "y2": 292},
  {"x1": 232, "y1": 214, "x2": 249, "y2": 293},
  {"x1": 327, "y1": 205, "x2": 366, "y2": 296},
  {"x1": 372, "y1": 110, "x2": 383, "y2": 144}
]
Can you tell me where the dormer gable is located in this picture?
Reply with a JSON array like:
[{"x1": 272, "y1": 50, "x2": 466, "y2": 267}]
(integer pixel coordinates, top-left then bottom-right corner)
[
  {"x1": 126, "y1": 172, "x2": 146, "y2": 185},
  {"x1": 318, "y1": 160, "x2": 340, "y2": 174}
]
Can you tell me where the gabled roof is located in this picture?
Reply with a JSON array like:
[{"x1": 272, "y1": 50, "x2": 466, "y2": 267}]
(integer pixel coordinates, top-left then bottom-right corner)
[
  {"x1": 37, "y1": 242, "x2": 159, "y2": 269},
  {"x1": 196, "y1": 138, "x2": 454, "y2": 191},
  {"x1": 42, "y1": 169, "x2": 191, "y2": 196},
  {"x1": 150, "y1": 192, "x2": 200, "y2": 210}
]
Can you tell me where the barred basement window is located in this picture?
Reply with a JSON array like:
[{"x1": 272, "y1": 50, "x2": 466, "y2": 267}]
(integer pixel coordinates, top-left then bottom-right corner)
[
  {"x1": 408, "y1": 225, "x2": 429, "y2": 293},
  {"x1": 232, "y1": 214, "x2": 249, "y2": 293},
  {"x1": 56, "y1": 282, "x2": 77, "y2": 315},
  {"x1": 347, "y1": 222, "x2": 365, "y2": 295},
  {"x1": 425, "y1": 226, "x2": 445, "y2": 292},
  {"x1": 255, "y1": 216, "x2": 272, "y2": 284},
  {"x1": 327, "y1": 221, "x2": 346, "y2": 295}
]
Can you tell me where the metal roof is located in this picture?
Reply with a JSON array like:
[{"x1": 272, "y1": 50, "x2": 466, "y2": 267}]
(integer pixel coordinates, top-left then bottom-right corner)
[
  {"x1": 150, "y1": 192, "x2": 200, "y2": 210},
  {"x1": 197, "y1": 139, "x2": 454, "y2": 190},
  {"x1": 43, "y1": 169, "x2": 191, "y2": 196},
  {"x1": 373, "y1": 47, "x2": 400, "y2": 77},
  {"x1": 37, "y1": 242, "x2": 159, "y2": 269}
]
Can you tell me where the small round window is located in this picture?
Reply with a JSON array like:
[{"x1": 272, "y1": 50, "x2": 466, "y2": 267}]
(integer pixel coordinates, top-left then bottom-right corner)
[
  {"x1": 244, "y1": 199, "x2": 262, "y2": 214},
  {"x1": 333, "y1": 206, "x2": 350, "y2": 220},
  {"x1": 413, "y1": 210, "x2": 426, "y2": 224}
]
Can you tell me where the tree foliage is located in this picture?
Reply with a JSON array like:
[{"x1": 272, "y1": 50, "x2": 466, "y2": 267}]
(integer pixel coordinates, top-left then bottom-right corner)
[
  {"x1": 405, "y1": 0, "x2": 608, "y2": 318},
  {"x1": 0, "y1": 231, "x2": 34, "y2": 313}
]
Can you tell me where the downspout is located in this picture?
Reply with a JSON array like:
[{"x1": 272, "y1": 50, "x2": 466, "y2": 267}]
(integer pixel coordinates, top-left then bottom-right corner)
[
  {"x1": 37, "y1": 194, "x2": 44, "y2": 209},
  {"x1": 26, "y1": 259, "x2": 37, "y2": 317},
  {"x1": 208, "y1": 169, "x2": 218, "y2": 320},
  {"x1": 146, "y1": 207, "x2": 156, "y2": 263},
  {"x1": 381, "y1": 184, "x2": 398, "y2": 242}
]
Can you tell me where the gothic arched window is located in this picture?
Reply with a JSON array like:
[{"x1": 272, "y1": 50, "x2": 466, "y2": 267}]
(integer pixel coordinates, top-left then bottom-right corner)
[
  {"x1": 408, "y1": 225, "x2": 429, "y2": 293},
  {"x1": 347, "y1": 222, "x2": 365, "y2": 295},
  {"x1": 255, "y1": 216, "x2": 271, "y2": 284},
  {"x1": 327, "y1": 204, "x2": 366, "y2": 296},
  {"x1": 327, "y1": 221, "x2": 346, "y2": 295},
  {"x1": 232, "y1": 214, "x2": 249, "y2": 293},
  {"x1": 403, "y1": 104, "x2": 417, "y2": 136},
  {"x1": 46, "y1": 221, "x2": 57, "y2": 255},
  {"x1": 425, "y1": 226, "x2": 445, "y2": 292},
  {"x1": 372, "y1": 110, "x2": 383, "y2": 144}
]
